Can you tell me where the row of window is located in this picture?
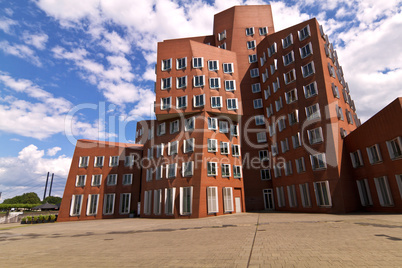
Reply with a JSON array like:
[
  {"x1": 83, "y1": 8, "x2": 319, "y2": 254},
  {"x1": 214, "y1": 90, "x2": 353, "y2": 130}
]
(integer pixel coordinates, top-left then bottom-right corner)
[
  {"x1": 161, "y1": 58, "x2": 234, "y2": 72},
  {"x1": 350, "y1": 137, "x2": 402, "y2": 168},
  {"x1": 75, "y1": 174, "x2": 133, "y2": 187},
  {"x1": 260, "y1": 42, "x2": 313, "y2": 70},
  {"x1": 79, "y1": 155, "x2": 124, "y2": 168},
  {"x1": 160, "y1": 94, "x2": 239, "y2": 110},
  {"x1": 357, "y1": 175, "x2": 402, "y2": 207},
  {"x1": 161, "y1": 76, "x2": 238, "y2": 90},
  {"x1": 70, "y1": 193, "x2": 131, "y2": 216}
]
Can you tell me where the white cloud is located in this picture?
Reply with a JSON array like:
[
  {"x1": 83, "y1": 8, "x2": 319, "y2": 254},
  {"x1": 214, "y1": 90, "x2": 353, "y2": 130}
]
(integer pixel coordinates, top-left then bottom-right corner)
[
  {"x1": 47, "y1": 147, "x2": 61, "y2": 156},
  {"x1": 0, "y1": 144, "x2": 71, "y2": 200},
  {"x1": 271, "y1": 1, "x2": 311, "y2": 31},
  {"x1": 0, "y1": 72, "x2": 116, "y2": 140},
  {"x1": 143, "y1": 67, "x2": 156, "y2": 82},
  {"x1": 0, "y1": 40, "x2": 42, "y2": 66},
  {"x1": 22, "y1": 31, "x2": 49, "y2": 50},
  {"x1": 0, "y1": 17, "x2": 17, "y2": 34}
]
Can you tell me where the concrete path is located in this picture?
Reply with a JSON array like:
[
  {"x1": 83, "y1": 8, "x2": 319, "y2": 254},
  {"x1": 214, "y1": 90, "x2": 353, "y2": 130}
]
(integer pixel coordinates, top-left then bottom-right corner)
[{"x1": 1, "y1": 212, "x2": 402, "y2": 267}]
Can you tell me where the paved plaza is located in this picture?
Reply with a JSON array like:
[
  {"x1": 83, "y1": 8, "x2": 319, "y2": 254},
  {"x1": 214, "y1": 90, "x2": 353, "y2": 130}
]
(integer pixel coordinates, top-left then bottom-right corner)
[{"x1": 1, "y1": 212, "x2": 402, "y2": 267}]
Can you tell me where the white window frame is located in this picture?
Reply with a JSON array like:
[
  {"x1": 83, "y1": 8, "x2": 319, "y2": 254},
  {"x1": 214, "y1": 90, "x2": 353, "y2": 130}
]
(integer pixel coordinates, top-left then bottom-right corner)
[
  {"x1": 79, "y1": 156, "x2": 89, "y2": 168},
  {"x1": 302, "y1": 61, "x2": 315, "y2": 78},
  {"x1": 91, "y1": 174, "x2": 101, "y2": 186},
  {"x1": 299, "y1": 183, "x2": 311, "y2": 207},
  {"x1": 251, "y1": 83, "x2": 261, "y2": 93},
  {"x1": 161, "y1": 58, "x2": 172, "y2": 71},
  {"x1": 310, "y1": 153, "x2": 327, "y2": 170},
  {"x1": 161, "y1": 96, "x2": 171, "y2": 110},
  {"x1": 246, "y1": 27, "x2": 255, "y2": 36},
  {"x1": 109, "y1": 156, "x2": 119, "y2": 167},
  {"x1": 103, "y1": 193, "x2": 115, "y2": 215},
  {"x1": 276, "y1": 187, "x2": 285, "y2": 207},
  {"x1": 70, "y1": 194, "x2": 83, "y2": 216},
  {"x1": 300, "y1": 42, "x2": 312, "y2": 59},
  {"x1": 207, "y1": 162, "x2": 218, "y2": 176},
  {"x1": 106, "y1": 174, "x2": 117, "y2": 186},
  {"x1": 176, "y1": 95, "x2": 188, "y2": 109},
  {"x1": 120, "y1": 193, "x2": 131, "y2": 214},
  {"x1": 220, "y1": 142, "x2": 229, "y2": 155},
  {"x1": 208, "y1": 117, "x2": 218, "y2": 130},
  {"x1": 183, "y1": 138, "x2": 195, "y2": 153},
  {"x1": 176, "y1": 57, "x2": 187, "y2": 70},
  {"x1": 223, "y1": 187, "x2": 234, "y2": 212},
  {"x1": 233, "y1": 166, "x2": 242, "y2": 179},
  {"x1": 122, "y1": 174, "x2": 132, "y2": 185},
  {"x1": 94, "y1": 156, "x2": 104, "y2": 167},
  {"x1": 184, "y1": 117, "x2": 195, "y2": 131},
  {"x1": 366, "y1": 144, "x2": 383, "y2": 164},
  {"x1": 247, "y1": 40, "x2": 256, "y2": 49},
  {"x1": 284, "y1": 69, "x2": 296, "y2": 84},
  {"x1": 76, "y1": 175, "x2": 86, "y2": 187},
  {"x1": 282, "y1": 34, "x2": 293, "y2": 49},
  {"x1": 165, "y1": 188, "x2": 176, "y2": 215},
  {"x1": 208, "y1": 60, "x2": 219, "y2": 71},
  {"x1": 225, "y1": 80, "x2": 236, "y2": 91},
  {"x1": 161, "y1": 77, "x2": 172, "y2": 90},
  {"x1": 182, "y1": 161, "x2": 194, "y2": 177},
  {"x1": 170, "y1": 120, "x2": 180, "y2": 134},
  {"x1": 207, "y1": 139, "x2": 218, "y2": 153},
  {"x1": 192, "y1": 57, "x2": 204, "y2": 68},
  {"x1": 227, "y1": 98, "x2": 238, "y2": 110},
  {"x1": 259, "y1": 26, "x2": 268, "y2": 36},
  {"x1": 386, "y1": 137, "x2": 402, "y2": 160},
  {"x1": 193, "y1": 75, "x2": 205, "y2": 87},
  {"x1": 176, "y1": 76, "x2": 187, "y2": 89},
  {"x1": 193, "y1": 94, "x2": 205, "y2": 107},
  {"x1": 211, "y1": 96, "x2": 223, "y2": 109},
  {"x1": 209, "y1": 77, "x2": 221, "y2": 89},
  {"x1": 223, "y1": 63, "x2": 234, "y2": 74},
  {"x1": 207, "y1": 186, "x2": 219, "y2": 214},
  {"x1": 180, "y1": 186, "x2": 193, "y2": 215},
  {"x1": 153, "y1": 190, "x2": 162, "y2": 215},
  {"x1": 356, "y1": 179, "x2": 373, "y2": 206},
  {"x1": 298, "y1": 25, "x2": 310, "y2": 41},
  {"x1": 307, "y1": 127, "x2": 323, "y2": 145},
  {"x1": 257, "y1": 132, "x2": 267, "y2": 143},
  {"x1": 253, "y1": 98, "x2": 263, "y2": 109},
  {"x1": 86, "y1": 194, "x2": 99, "y2": 216},
  {"x1": 287, "y1": 185, "x2": 297, "y2": 207},
  {"x1": 350, "y1": 150, "x2": 364, "y2": 168},
  {"x1": 303, "y1": 81, "x2": 318, "y2": 98},
  {"x1": 250, "y1": 68, "x2": 259, "y2": 78},
  {"x1": 166, "y1": 163, "x2": 177, "y2": 178},
  {"x1": 314, "y1": 181, "x2": 332, "y2": 207}
]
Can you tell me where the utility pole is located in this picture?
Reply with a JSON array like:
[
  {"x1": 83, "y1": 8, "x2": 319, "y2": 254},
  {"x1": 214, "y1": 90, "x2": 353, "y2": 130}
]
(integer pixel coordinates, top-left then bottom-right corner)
[
  {"x1": 49, "y1": 173, "x2": 54, "y2": 197},
  {"x1": 43, "y1": 172, "x2": 49, "y2": 201}
]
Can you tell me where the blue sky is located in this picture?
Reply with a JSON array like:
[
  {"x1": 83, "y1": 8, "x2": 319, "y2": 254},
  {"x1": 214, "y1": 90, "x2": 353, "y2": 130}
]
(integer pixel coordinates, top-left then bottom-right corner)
[{"x1": 0, "y1": 0, "x2": 401, "y2": 201}]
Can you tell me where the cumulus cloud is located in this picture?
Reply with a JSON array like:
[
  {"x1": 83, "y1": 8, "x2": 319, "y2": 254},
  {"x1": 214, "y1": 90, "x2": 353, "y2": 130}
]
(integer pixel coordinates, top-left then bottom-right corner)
[
  {"x1": 22, "y1": 31, "x2": 49, "y2": 50},
  {"x1": 47, "y1": 147, "x2": 61, "y2": 156},
  {"x1": 0, "y1": 40, "x2": 42, "y2": 66},
  {"x1": 0, "y1": 144, "x2": 71, "y2": 200},
  {"x1": 0, "y1": 17, "x2": 17, "y2": 34}
]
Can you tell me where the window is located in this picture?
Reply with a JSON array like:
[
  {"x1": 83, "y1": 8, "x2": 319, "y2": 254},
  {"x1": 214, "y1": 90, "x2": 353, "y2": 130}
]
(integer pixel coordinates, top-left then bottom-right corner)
[
  {"x1": 274, "y1": 165, "x2": 282, "y2": 177},
  {"x1": 303, "y1": 81, "x2": 318, "y2": 98},
  {"x1": 249, "y1": 54, "x2": 257, "y2": 63},
  {"x1": 275, "y1": 97, "x2": 283, "y2": 111},
  {"x1": 284, "y1": 69, "x2": 296, "y2": 84},
  {"x1": 176, "y1": 76, "x2": 187, "y2": 89},
  {"x1": 218, "y1": 30, "x2": 226, "y2": 41},
  {"x1": 225, "y1": 80, "x2": 236, "y2": 91},
  {"x1": 193, "y1": 94, "x2": 205, "y2": 107},
  {"x1": 156, "y1": 144, "x2": 164, "y2": 158},
  {"x1": 148, "y1": 127, "x2": 154, "y2": 140},
  {"x1": 223, "y1": 187, "x2": 234, "y2": 212},
  {"x1": 87, "y1": 194, "x2": 99, "y2": 216},
  {"x1": 147, "y1": 148, "x2": 153, "y2": 159},
  {"x1": 219, "y1": 43, "x2": 227, "y2": 49},
  {"x1": 268, "y1": 42, "x2": 277, "y2": 57},
  {"x1": 157, "y1": 122, "x2": 166, "y2": 136},
  {"x1": 287, "y1": 185, "x2": 297, "y2": 207},
  {"x1": 94, "y1": 156, "x2": 104, "y2": 167},
  {"x1": 161, "y1": 58, "x2": 172, "y2": 71},
  {"x1": 305, "y1": 103, "x2": 320, "y2": 120},
  {"x1": 207, "y1": 162, "x2": 218, "y2": 176},
  {"x1": 192, "y1": 57, "x2": 203, "y2": 68},
  {"x1": 255, "y1": 115, "x2": 265, "y2": 126},
  {"x1": 261, "y1": 169, "x2": 271, "y2": 180},
  {"x1": 271, "y1": 143, "x2": 278, "y2": 156},
  {"x1": 270, "y1": 59, "x2": 278, "y2": 74},
  {"x1": 103, "y1": 193, "x2": 115, "y2": 215},
  {"x1": 143, "y1": 190, "x2": 152, "y2": 215},
  {"x1": 292, "y1": 132, "x2": 301, "y2": 148},
  {"x1": 250, "y1": 68, "x2": 259, "y2": 78},
  {"x1": 264, "y1": 87, "x2": 271, "y2": 100},
  {"x1": 283, "y1": 51, "x2": 294, "y2": 66},
  {"x1": 276, "y1": 187, "x2": 285, "y2": 207},
  {"x1": 302, "y1": 62, "x2": 315, "y2": 77},
  {"x1": 219, "y1": 121, "x2": 229, "y2": 133},
  {"x1": 259, "y1": 150, "x2": 269, "y2": 161},
  {"x1": 331, "y1": 83, "x2": 340, "y2": 98},
  {"x1": 396, "y1": 174, "x2": 402, "y2": 199},
  {"x1": 299, "y1": 183, "x2": 311, "y2": 207},
  {"x1": 221, "y1": 164, "x2": 230, "y2": 178},
  {"x1": 300, "y1": 42, "x2": 312, "y2": 58},
  {"x1": 168, "y1": 141, "x2": 178, "y2": 156},
  {"x1": 91, "y1": 175, "x2": 101, "y2": 186},
  {"x1": 76, "y1": 175, "x2": 86, "y2": 187},
  {"x1": 356, "y1": 179, "x2": 373, "y2": 206},
  {"x1": 170, "y1": 120, "x2": 179, "y2": 134},
  {"x1": 70, "y1": 195, "x2": 83, "y2": 216},
  {"x1": 107, "y1": 174, "x2": 117, "y2": 186},
  {"x1": 314, "y1": 181, "x2": 332, "y2": 207},
  {"x1": 350, "y1": 150, "x2": 364, "y2": 168},
  {"x1": 336, "y1": 105, "x2": 344, "y2": 120},
  {"x1": 146, "y1": 168, "x2": 153, "y2": 182},
  {"x1": 245, "y1": 27, "x2": 255, "y2": 36},
  {"x1": 366, "y1": 144, "x2": 382, "y2": 164},
  {"x1": 123, "y1": 174, "x2": 132, "y2": 185},
  {"x1": 174, "y1": 96, "x2": 187, "y2": 110},
  {"x1": 288, "y1": 110, "x2": 299, "y2": 126},
  {"x1": 211, "y1": 96, "x2": 222, "y2": 108},
  {"x1": 153, "y1": 190, "x2": 161, "y2": 215},
  {"x1": 193, "y1": 75, "x2": 205, "y2": 87},
  {"x1": 120, "y1": 193, "x2": 131, "y2": 214},
  {"x1": 262, "y1": 68, "x2": 268, "y2": 82},
  {"x1": 227, "y1": 98, "x2": 238, "y2": 110},
  {"x1": 176, "y1": 57, "x2": 187, "y2": 70},
  {"x1": 284, "y1": 161, "x2": 293, "y2": 176},
  {"x1": 156, "y1": 166, "x2": 163, "y2": 180},
  {"x1": 161, "y1": 97, "x2": 171, "y2": 110},
  {"x1": 223, "y1": 63, "x2": 234, "y2": 73},
  {"x1": 232, "y1": 144, "x2": 240, "y2": 157},
  {"x1": 183, "y1": 138, "x2": 194, "y2": 153},
  {"x1": 298, "y1": 25, "x2": 310, "y2": 40},
  {"x1": 307, "y1": 127, "x2": 323, "y2": 144},
  {"x1": 208, "y1": 60, "x2": 219, "y2": 71},
  {"x1": 165, "y1": 188, "x2": 176, "y2": 215},
  {"x1": 252, "y1": 83, "x2": 261, "y2": 93},
  {"x1": 282, "y1": 34, "x2": 293, "y2": 49},
  {"x1": 182, "y1": 161, "x2": 194, "y2": 177},
  {"x1": 386, "y1": 137, "x2": 402, "y2": 160},
  {"x1": 184, "y1": 117, "x2": 195, "y2": 131},
  {"x1": 328, "y1": 63, "x2": 335, "y2": 77},
  {"x1": 161, "y1": 77, "x2": 172, "y2": 90},
  {"x1": 281, "y1": 138, "x2": 289, "y2": 153},
  {"x1": 207, "y1": 139, "x2": 218, "y2": 152},
  {"x1": 257, "y1": 132, "x2": 267, "y2": 143},
  {"x1": 109, "y1": 156, "x2": 119, "y2": 167},
  {"x1": 220, "y1": 142, "x2": 229, "y2": 155},
  {"x1": 295, "y1": 157, "x2": 306, "y2": 173},
  {"x1": 259, "y1": 26, "x2": 268, "y2": 35},
  {"x1": 166, "y1": 163, "x2": 177, "y2": 178},
  {"x1": 180, "y1": 187, "x2": 193, "y2": 215},
  {"x1": 79, "y1": 156, "x2": 89, "y2": 167},
  {"x1": 267, "y1": 104, "x2": 273, "y2": 118},
  {"x1": 278, "y1": 118, "x2": 286, "y2": 132},
  {"x1": 310, "y1": 153, "x2": 327, "y2": 170},
  {"x1": 207, "y1": 187, "x2": 219, "y2": 213},
  {"x1": 254, "y1": 98, "x2": 263, "y2": 109},
  {"x1": 247, "y1": 40, "x2": 256, "y2": 50},
  {"x1": 208, "y1": 117, "x2": 217, "y2": 130},
  {"x1": 233, "y1": 166, "x2": 242, "y2": 178},
  {"x1": 231, "y1": 124, "x2": 239, "y2": 136},
  {"x1": 209, "y1": 77, "x2": 221, "y2": 89},
  {"x1": 285, "y1": 88, "x2": 297, "y2": 104},
  {"x1": 346, "y1": 109, "x2": 354, "y2": 124}
]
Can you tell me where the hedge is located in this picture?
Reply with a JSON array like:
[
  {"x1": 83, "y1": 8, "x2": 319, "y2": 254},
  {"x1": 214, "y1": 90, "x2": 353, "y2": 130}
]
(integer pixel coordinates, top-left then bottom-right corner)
[{"x1": 0, "y1": 204, "x2": 42, "y2": 210}]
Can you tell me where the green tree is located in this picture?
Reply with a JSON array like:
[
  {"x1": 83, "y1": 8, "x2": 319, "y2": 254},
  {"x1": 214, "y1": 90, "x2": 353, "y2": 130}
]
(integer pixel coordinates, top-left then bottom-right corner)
[
  {"x1": 43, "y1": 196, "x2": 62, "y2": 205},
  {"x1": 2, "y1": 192, "x2": 41, "y2": 204}
]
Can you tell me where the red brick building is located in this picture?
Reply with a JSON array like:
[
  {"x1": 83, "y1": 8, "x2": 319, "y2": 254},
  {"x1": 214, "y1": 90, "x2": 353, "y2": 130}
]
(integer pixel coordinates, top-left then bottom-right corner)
[{"x1": 59, "y1": 5, "x2": 401, "y2": 221}]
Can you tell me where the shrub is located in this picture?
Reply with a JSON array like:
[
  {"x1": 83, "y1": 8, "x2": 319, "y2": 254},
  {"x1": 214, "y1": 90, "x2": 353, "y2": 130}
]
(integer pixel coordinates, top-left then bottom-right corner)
[
  {"x1": 50, "y1": 215, "x2": 56, "y2": 221},
  {"x1": 26, "y1": 216, "x2": 32, "y2": 222},
  {"x1": 33, "y1": 216, "x2": 39, "y2": 222},
  {"x1": 21, "y1": 217, "x2": 27, "y2": 223},
  {"x1": 44, "y1": 215, "x2": 49, "y2": 221},
  {"x1": 38, "y1": 215, "x2": 44, "y2": 221}
]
